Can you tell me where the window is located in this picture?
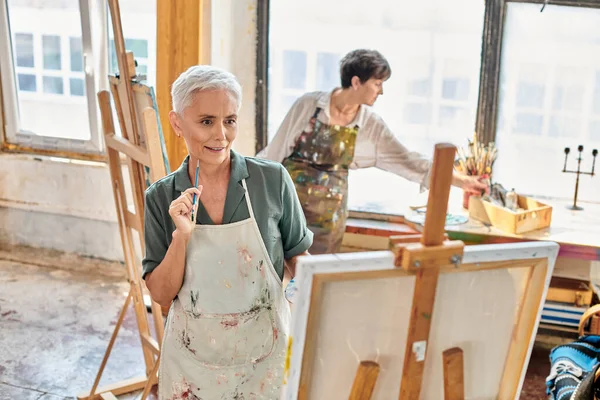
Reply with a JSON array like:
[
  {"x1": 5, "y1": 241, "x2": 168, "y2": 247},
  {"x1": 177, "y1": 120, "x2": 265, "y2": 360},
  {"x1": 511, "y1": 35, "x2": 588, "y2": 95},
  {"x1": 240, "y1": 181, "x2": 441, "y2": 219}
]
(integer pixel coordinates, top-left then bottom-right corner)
[
  {"x1": 0, "y1": 0, "x2": 157, "y2": 156},
  {"x1": 316, "y1": 52, "x2": 340, "y2": 90},
  {"x1": 0, "y1": 0, "x2": 98, "y2": 147},
  {"x1": 493, "y1": 3, "x2": 600, "y2": 203},
  {"x1": 267, "y1": 0, "x2": 486, "y2": 213}
]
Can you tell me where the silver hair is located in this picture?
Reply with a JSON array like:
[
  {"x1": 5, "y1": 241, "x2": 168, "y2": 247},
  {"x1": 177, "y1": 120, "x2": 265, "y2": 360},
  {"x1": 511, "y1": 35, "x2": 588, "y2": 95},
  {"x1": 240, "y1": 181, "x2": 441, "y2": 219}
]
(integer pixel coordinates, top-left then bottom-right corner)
[{"x1": 171, "y1": 65, "x2": 242, "y2": 114}]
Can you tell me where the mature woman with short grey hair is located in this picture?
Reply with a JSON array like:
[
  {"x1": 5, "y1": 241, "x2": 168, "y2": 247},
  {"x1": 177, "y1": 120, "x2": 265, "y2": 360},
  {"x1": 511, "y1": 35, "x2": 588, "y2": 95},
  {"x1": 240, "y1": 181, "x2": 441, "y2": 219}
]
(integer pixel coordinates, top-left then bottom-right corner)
[{"x1": 142, "y1": 65, "x2": 312, "y2": 399}]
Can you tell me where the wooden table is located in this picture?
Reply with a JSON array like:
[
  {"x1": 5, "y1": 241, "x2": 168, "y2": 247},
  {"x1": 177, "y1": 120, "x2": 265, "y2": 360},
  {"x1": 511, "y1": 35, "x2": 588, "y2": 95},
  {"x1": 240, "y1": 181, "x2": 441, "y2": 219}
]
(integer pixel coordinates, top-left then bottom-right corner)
[{"x1": 346, "y1": 198, "x2": 600, "y2": 262}]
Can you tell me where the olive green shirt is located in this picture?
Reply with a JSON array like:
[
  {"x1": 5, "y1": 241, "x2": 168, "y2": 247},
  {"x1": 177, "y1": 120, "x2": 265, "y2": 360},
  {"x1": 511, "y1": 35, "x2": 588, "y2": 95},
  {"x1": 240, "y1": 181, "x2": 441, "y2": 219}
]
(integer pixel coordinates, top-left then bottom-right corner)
[{"x1": 142, "y1": 150, "x2": 313, "y2": 281}]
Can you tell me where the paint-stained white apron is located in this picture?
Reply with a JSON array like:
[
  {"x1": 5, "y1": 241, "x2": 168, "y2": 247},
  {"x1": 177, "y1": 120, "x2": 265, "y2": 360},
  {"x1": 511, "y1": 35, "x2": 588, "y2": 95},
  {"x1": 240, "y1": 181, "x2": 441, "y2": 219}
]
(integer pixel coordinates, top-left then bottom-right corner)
[{"x1": 158, "y1": 179, "x2": 290, "y2": 399}]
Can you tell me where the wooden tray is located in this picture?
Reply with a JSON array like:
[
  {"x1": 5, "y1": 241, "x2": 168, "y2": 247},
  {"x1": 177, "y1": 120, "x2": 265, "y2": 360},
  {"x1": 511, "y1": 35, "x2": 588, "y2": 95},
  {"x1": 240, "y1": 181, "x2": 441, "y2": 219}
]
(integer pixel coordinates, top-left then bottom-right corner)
[{"x1": 468, "y1": 194, "x2": 552, "y2": 234}]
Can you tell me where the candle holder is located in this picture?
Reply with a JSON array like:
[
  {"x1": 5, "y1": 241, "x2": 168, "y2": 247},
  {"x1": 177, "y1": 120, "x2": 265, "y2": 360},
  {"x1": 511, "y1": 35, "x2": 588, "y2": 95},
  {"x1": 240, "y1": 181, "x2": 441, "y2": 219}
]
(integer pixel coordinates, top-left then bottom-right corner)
[{"x1": 562, "y1": 145, "x2": 597, "y2": 211}]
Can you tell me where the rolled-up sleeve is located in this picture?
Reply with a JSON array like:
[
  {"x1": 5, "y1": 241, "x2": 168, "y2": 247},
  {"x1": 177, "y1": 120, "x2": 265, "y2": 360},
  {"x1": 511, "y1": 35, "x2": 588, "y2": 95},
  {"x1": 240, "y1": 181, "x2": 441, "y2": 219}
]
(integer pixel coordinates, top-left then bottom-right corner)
[
  {"x1": 278, "y1": 165, "x2": 313, "y2": 259},
  {"x1": 142, "y1": 187, "x2": 168, "y2": 279}
]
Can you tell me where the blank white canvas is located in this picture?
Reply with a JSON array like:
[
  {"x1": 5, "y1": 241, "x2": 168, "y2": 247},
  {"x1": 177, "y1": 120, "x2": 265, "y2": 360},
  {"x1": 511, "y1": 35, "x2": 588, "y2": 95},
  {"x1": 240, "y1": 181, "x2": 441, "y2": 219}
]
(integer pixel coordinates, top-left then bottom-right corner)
[{"x1": 281, "y1": 242, "x2": 558, "y2": 400}]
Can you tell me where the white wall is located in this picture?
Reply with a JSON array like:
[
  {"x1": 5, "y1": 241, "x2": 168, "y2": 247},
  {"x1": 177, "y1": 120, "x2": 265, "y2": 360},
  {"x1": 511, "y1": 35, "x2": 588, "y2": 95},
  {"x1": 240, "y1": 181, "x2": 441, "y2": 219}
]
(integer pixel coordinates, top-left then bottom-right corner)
[
  {"x1": 0, "y1": 154, "x2": 123, "y2": 260},
  {"x1": 0, "y1": 0, "x2": 258, "y2": 261}
]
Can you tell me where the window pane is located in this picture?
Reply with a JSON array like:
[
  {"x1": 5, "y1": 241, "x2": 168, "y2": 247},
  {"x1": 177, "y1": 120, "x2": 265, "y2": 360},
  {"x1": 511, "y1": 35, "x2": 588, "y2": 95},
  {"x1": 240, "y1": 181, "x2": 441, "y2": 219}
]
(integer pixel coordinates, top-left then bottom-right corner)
[
  {"x1": 137, "y1": 64, "x2": 148, "y2": 74},
  {"x1": 70, "y1": 78, "x2": 85, "y2": 96},
  {"x1": 43, "y1": 76, "x2": 64, "y2": 94},
  {"x1": 70, "y1": 37, "x2": 83, "y2": 72},
  {"x1": 593, "y1": 71, "x2": 600, "y2": 114},
  {"x1": 17, "y1": 74, "x2": 36, "y2": 92},
  {"x1": 548, "y1": 115, "x2": 579, "y2": 138},
  {"x1": 268, "y1": 0, "x2": 486, "y2": 214},
  {"x1": 439, "y1": 106, "x2": 470, "y2": 127},
  {"x1": 514, "y1": 113, "x2": 543, "y2": 135},
  {"x1": 108, "y1": 40, "x2": 118, "y2": 73},
  {"x1": 42, "y1": 35, "x2": 62, "y2": 70},
  {"x1": 590, "y1": 119, "x2": 600, "y2": 141},
  {"x1": 408, "y1": 78, "x2": 432, "y2": 97},
  {"x1": 406, "y1": 59, "x2": 433, "y2": 98},
  {"x1": 552, "y1": 67, "x2": 585, "y2": 112},
  {"x1": 15, "y1": 33, "x2": 34, "y2": 67},
  {"x1": 316, "y1": 52, "x2": 340, "y2": 90},
  {"x1": 442, "y1": 79, "x2": 469, "y2": 101},
  {"x1": 282, "y1": 50, "x2": 307, "y2": 89},
  {"x1": 109, "y1": 39, "x2": 150, "y2": 73},
  {"x1": 515, "y1": 65, "x2": 547, "y2": 108},
  {"x1": 495, "y1": 3, "x2": 600, "y2": 202},
  {"x1": 6, "y1": 0, "x2": 91, "y2": 140},
  {"x1": 125, "y1": 38, "x2": 148, "y2": 58},
  {"x1": 404, "y1": 103, "x2": 431, "y2": 124}
]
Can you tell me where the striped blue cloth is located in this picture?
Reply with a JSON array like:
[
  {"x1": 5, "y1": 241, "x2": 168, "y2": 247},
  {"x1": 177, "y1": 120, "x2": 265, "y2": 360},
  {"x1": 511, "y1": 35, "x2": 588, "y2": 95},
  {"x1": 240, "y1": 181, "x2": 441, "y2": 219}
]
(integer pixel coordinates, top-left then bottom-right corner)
[{"x1": 546, "y1": 335, "x2": 600, "y2": 400}]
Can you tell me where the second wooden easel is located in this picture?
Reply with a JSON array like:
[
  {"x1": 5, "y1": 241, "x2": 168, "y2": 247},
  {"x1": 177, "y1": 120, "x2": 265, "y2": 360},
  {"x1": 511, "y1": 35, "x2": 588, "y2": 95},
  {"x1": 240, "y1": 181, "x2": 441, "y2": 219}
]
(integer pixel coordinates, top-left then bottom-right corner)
[
  {"x1": 347, "y1": 143, "x2": 466, "y2": 400},
  {"x1": 77, "y1": 0, "x2": 168, "y2": 399}
]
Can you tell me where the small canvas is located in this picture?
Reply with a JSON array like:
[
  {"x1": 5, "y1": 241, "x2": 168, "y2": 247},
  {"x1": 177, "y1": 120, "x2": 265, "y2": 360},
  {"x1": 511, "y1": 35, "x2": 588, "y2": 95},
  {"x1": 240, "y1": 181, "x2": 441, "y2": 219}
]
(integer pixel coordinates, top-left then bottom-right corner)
[{"x1": 281, "y1": 241, "x2": 558, "y2": 400}]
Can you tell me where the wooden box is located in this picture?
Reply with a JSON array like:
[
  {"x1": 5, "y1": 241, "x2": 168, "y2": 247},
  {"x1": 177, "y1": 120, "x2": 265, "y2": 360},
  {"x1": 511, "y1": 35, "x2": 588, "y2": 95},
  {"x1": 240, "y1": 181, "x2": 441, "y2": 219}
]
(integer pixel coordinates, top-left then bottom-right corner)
[
  {"x1": 468, "y1": 194, "x2": 553, "y2": 234},
  {"x1": 547, "y1": 277, "x2": 593, "y2": 307}
]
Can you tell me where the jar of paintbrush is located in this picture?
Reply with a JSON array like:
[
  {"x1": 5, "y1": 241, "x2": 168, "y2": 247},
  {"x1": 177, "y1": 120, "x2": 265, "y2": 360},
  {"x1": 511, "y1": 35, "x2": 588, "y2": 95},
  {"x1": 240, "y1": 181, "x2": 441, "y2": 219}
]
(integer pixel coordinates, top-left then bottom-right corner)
[{"x1": 455, "y1": 135, "x2": 497, "y2": 209}]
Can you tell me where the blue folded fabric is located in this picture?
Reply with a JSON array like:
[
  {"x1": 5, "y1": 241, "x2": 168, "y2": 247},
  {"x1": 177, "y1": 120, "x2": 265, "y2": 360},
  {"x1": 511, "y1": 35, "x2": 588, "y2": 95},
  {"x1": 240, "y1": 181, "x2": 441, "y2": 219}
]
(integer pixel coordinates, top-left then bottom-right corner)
[{"x1": 546, "y1": 335, "x2": 600, "y2": 400}]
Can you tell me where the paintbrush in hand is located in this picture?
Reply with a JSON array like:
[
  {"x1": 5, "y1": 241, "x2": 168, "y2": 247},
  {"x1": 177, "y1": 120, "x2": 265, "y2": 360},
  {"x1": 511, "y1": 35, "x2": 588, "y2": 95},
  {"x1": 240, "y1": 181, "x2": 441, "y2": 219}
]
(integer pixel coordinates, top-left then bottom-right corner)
[{"x1": 191, "y1": 159, "x2": 200, "y2": 222}]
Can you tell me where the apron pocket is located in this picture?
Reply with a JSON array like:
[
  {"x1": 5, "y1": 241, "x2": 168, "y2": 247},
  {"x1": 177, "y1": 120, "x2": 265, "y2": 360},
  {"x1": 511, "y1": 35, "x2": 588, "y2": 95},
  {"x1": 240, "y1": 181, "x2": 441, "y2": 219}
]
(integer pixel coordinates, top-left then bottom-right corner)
[{"x1": 181, "y1": 306, "x2": 277, "y2": 367}]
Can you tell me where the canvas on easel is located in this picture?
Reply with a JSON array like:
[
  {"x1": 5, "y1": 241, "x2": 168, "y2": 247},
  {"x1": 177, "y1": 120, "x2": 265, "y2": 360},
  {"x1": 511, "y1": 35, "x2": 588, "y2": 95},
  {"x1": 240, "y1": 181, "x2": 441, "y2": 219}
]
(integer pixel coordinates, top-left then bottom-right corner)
[
  {"x1": 281, "y1": 143, "x2": 558, "y2": 400},
  {"x1": 77, "y1": 0, "x2": 169, "y2": 399}
]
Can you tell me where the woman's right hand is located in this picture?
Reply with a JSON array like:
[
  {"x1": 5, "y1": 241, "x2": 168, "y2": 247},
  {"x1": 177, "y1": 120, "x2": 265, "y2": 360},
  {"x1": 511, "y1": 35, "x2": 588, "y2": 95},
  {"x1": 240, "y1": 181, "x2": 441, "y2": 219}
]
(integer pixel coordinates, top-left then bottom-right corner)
[{"x1": 168, "y1": 187, "x2": 202, "y2": 238}]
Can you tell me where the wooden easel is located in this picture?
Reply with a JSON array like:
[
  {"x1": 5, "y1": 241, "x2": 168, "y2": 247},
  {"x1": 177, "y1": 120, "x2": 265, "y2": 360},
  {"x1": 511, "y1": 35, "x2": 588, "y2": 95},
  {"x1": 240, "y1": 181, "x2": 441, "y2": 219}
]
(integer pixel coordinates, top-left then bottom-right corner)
[
  {"x1": 77, "y1": 0, "x2": 167, "y2": 399},
  {"x1": 347, "y1": 143, "x2": 467, "y2": 399}
]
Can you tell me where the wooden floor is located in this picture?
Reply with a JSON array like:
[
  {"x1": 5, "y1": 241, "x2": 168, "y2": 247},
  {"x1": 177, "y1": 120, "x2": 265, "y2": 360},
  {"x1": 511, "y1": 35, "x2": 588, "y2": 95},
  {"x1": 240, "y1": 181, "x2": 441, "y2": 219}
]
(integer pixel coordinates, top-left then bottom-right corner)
[{"x1": 0, "y1": 250, "x2": 561, "y2": 399}]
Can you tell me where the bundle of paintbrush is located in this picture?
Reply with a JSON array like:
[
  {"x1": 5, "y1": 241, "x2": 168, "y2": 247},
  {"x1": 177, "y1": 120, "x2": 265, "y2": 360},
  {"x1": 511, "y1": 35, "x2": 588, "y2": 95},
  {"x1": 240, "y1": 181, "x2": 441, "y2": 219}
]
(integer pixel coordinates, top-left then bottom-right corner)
[{"x1": 454, "y1": 133, "x2": 498, "y2": 178}]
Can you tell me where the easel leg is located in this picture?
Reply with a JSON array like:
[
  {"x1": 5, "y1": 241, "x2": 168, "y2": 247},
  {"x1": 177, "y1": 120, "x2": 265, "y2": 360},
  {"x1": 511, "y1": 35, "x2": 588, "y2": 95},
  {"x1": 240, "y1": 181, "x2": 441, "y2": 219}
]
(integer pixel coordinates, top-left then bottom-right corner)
[
  {"x1": 88, "y1": 288, "x2": 133, "y2": 397},
  {"x1": 443, "y1": 347, "x2": 465, "y2": 400},
  {"x1": 349, "y1": 360, "x2": 380, "y2": 400},
  {"x1": 78, "y1": 287, "x2": 154, "y2": 400},
  {"x1": 399, "y1": 267, "x2": 440, "y2": 398},
  {"x1": 140, "y1": 356, "x2": 160, "y2": 399}
]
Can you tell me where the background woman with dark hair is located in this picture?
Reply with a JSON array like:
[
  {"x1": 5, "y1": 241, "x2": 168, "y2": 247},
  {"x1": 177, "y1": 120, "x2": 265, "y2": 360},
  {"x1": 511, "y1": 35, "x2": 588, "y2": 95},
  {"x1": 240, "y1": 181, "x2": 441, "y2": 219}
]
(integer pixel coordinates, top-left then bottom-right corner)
[{"x1": 259, "y1": 49, "x2": 487, "y2": 255}]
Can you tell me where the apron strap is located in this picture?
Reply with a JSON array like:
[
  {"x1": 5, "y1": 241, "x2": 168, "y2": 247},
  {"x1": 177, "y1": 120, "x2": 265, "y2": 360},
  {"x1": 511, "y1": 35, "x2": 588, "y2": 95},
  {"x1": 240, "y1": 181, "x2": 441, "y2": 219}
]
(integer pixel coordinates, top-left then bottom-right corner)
[{"x1": 241, "y1": 179, "x2": 256, "y2": 220}]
